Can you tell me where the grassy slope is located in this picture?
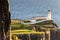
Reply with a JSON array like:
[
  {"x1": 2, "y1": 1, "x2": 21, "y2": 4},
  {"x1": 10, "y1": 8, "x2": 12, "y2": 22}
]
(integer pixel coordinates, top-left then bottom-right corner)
[{"x1": 11, "y1": 20, "x2": 58, "y2": 31}]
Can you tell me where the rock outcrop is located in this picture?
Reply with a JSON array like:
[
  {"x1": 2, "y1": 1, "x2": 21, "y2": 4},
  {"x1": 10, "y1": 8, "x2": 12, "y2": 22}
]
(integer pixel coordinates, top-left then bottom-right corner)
[
  {"x1": 0, "y1": 0, "x2": 11, "y2": 40},
  {"x1": 50, "y1": 29, "x2": 60, "y2": 40}
]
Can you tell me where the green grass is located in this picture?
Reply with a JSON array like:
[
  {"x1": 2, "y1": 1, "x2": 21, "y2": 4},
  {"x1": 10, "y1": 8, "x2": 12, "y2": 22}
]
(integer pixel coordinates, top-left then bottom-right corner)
[
  {"x1": 11, "y1": 20, "x2": 56, "y2": 30},
  {"x1": 36, "y1": 19, "x2": 43, "y2": 21},
  {"x1": 24, "y1": 20, "x2": 30, "y2": 23},
  {"x1": 11, "y1": 22, "x2": 33, "y2": 30}
]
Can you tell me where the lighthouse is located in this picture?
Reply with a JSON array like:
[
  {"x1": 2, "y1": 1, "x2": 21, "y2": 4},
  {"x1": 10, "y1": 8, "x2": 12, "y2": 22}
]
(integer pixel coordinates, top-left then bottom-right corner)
[{"x1": 47, "y1": 10, "x2": 52, "y2": 20}]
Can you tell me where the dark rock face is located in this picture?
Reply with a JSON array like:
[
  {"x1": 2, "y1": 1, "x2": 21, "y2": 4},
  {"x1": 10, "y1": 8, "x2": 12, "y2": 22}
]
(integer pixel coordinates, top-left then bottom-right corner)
[
  {"x1": 30, "y1": 34, "x2": 39, "y2": 40},
  {"x1": 50, "y1": 29, "x2": 60, "y2": 40},
  {"x1": 21, "y1": 34, "x2": 29, "y2": 40},
  {"x1": 0, "y1": 0, "x2": 11, "y2": 40}
]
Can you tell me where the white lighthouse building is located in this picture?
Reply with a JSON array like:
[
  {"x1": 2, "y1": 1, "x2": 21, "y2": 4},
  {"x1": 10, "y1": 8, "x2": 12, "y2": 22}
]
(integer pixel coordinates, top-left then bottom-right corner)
[{"x1": 47, "y1": 10, "x2": 52, "y2": 20}]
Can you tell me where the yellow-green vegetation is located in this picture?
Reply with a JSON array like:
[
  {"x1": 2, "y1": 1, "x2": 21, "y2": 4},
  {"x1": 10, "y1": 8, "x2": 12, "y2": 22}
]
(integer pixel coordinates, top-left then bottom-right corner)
[
  {"x1": 11, "y1": 20, "x2": 59, "y2": 40},
  {"x1": 11, "y1": 29, "x2": 45, "y2": 34},
  {"x1": 11, "y1": 29, "x2": 32, "y2": 33},
  {"x1": 12, "y1": 31, "x2": 45, "y2": 34},
  {"x1": 11, "y1": 20, "x2": 33, "y2": 30},
  {"x1": 11, "y1": 30, "x2": 45, "y2": 40},
  {"x1": 11, "y1": 24, "x2": 33, "y2": 30},
  {"x1": 36, "y1": 19, "x2": 43, "y2": 21},
  {"x1": 11, "y1": 20, "x2": 58, "y2": 31},
  {"x1": 12, "y1": 34, "x2": 19, "y2": 40},
  {"x1": 11, "y1": 20, "x2": 21, "y2": 27},
  {"x1": 24, "y1": 20, "x2": 30, "y2": 23},
  {"x1": 34, "y1": 20, "x2": 56, "y2": 28}
]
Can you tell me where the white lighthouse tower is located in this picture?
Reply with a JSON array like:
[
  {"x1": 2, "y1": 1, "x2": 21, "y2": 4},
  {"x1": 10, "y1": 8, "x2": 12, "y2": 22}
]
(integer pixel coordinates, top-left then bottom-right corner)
[{"x1": 47, "y1": 10, "x2": 52, "y2": 20}]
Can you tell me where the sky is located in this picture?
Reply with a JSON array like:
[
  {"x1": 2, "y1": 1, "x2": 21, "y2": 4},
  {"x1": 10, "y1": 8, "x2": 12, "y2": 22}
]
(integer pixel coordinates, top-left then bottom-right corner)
[{"x1": 10, "y1": 0, "x2": 60, "y2": 27}]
